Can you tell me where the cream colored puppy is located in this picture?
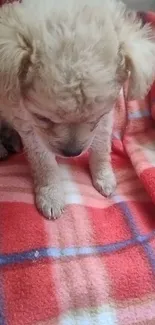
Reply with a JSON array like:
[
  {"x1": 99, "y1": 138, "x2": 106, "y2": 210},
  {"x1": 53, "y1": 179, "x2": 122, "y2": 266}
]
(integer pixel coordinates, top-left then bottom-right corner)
[{"x1": 0, "y1": 0, "x2": 155, "y2": 219}]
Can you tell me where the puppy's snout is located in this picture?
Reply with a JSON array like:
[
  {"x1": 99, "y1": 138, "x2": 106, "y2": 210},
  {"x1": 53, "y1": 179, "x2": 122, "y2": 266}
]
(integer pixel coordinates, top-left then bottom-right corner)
[{"x1": 62, "y1": 148, "x2": 82, "y2": 157}]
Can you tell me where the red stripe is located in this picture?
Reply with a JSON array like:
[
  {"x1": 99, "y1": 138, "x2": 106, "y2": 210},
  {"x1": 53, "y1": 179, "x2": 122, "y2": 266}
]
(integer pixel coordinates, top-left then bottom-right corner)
[
  {"x1": 0, "y1": 202, "x2": 47, "y2": 254},
  {"x1": 3, "y1": 261, "x2": 59, "y2": 325}
]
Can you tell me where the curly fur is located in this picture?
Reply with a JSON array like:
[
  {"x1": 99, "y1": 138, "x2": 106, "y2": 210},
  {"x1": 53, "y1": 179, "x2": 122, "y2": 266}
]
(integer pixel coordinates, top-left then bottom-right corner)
[{"x1": 0, "y1": 0, "x2": 155, "y2": 218}]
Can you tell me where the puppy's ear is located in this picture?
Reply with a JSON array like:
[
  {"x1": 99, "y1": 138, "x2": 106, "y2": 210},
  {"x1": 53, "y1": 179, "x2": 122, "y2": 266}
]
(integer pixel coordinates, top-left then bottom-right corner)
[
  {"x1": 120, "y1": 23, "x2": 155, "y2": 100},
  {"x1": 0, "y1": 23, "x2": 36, "y2": 104}
]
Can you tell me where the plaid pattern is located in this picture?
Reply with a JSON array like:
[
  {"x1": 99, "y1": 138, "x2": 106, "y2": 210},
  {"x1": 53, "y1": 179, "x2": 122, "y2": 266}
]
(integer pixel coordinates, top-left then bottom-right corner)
[{"x1": 1, "y1": 6, "x2": 155, "y2": 325}]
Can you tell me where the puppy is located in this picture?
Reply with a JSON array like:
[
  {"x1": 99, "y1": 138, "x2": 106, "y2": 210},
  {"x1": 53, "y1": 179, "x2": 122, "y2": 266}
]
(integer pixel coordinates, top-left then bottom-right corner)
[{"x1": 0, "y1": 0, "x2": 155, "y2": 219}]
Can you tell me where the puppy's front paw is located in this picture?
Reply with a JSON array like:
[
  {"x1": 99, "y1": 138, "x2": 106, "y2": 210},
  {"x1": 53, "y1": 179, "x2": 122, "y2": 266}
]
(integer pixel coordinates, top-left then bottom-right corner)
[
  {"x1": 35, "y1": 185, "x2": 65, "y2": 220},
  {"x1": 92, "y1": 169, "x2": 116, "y2": 197}
]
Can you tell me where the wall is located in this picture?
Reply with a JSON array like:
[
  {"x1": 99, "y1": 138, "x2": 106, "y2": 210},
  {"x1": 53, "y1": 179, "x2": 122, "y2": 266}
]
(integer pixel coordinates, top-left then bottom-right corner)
[{"x1": 123, "y1": 0, "x2": 155, "y2": 11}]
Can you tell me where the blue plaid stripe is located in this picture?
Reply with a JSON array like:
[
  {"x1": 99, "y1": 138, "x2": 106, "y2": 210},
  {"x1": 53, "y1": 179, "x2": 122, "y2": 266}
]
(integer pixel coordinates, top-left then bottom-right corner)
[
  {"x1": 118, "y1": 201, "x2": 155, "y2": 274},
  {"x1": 0, "y1": 231, "x2": 154, "y2": 267},
  {"x1": 0, "y1": 234, "x2": 5, "y2": 325},
  {"x1": 128, "y1": 110, "x2": 151, "y2": 120},
  {"x1": 0, "y1": 279, "x2": 5, "y2": 325}
]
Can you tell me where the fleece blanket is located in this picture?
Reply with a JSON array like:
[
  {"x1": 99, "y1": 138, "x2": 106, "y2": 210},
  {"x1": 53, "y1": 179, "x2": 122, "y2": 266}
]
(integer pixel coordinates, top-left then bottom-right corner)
[{"x1": 1, "y1": 7, "x2": 155, "y2": 325}]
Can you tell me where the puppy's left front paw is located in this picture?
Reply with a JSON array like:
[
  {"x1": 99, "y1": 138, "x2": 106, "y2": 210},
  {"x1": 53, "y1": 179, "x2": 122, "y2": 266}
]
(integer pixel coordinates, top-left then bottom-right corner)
[{"x1": 92, "y1": 169, "x2": 116, "y2": 197}]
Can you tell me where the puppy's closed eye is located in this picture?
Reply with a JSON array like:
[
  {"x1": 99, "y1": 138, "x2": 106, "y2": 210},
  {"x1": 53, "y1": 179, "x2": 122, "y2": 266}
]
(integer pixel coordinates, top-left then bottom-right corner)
[
  {"x1": 34, "y1": 114, "x2": 50, "y2": 123},
  {"x1": 34, "y1": 114, "x2": 61, "y2": 127},
  {"x1": 32, "y1": 114, "x2": 56, "y2": 131}
]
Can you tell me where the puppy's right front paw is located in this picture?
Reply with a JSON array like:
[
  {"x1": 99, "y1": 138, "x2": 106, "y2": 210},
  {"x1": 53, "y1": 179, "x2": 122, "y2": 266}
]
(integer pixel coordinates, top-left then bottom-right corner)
[{"x1": 35, "y1": 185, "x2": 65, "y2": 220}]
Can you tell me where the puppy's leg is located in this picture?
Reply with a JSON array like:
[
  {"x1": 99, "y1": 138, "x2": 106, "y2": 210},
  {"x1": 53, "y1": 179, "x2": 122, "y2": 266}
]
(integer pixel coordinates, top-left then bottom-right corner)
[
  {"x1": 89, "y1": 110, "x2": 116, "y2": 197},
  {"x1": 23, "y1": 132, "x2": 65, "y2": 219}
]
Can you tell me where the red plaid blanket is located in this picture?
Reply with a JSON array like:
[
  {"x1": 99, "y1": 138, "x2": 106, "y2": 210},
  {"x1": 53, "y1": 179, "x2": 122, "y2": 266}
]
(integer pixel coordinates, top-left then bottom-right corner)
[{"x1": 0, "y1": 5, "x2": 155, "y2": 325}]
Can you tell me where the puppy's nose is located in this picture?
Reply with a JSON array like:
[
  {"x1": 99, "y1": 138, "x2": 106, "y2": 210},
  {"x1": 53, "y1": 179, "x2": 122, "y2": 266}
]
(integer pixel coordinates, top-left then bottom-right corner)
[{"x1": 62, "y1": 148, "x2": 82, "y2": 157}]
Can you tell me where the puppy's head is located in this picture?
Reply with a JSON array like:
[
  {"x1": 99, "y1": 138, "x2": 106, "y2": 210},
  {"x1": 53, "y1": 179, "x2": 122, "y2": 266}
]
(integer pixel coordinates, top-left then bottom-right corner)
[{"x1": 0, "y1": 2, "x2": 155, "y2": 157}]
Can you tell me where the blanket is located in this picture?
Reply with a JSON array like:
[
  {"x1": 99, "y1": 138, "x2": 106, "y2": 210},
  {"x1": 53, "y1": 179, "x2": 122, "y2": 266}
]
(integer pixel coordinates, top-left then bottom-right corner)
[{"x1": 0, "y1": 8, "x2": 155, "y2": 325}]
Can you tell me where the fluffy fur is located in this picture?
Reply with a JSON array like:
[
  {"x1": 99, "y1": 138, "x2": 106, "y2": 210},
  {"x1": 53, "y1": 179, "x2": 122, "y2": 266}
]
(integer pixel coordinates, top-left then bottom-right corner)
[{"x1": 0, "y1": 0, "x2": 155, "y2": 218}]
